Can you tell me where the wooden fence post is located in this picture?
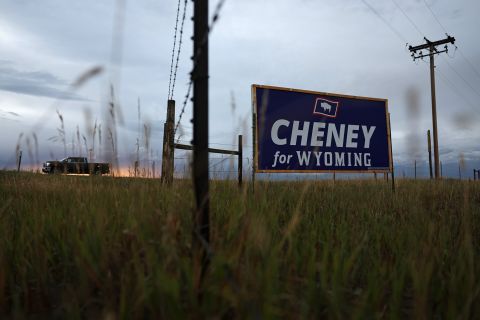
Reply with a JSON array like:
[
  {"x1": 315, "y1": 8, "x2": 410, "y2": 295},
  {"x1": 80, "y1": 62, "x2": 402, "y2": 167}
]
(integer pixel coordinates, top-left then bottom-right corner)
[
  {"x1": 161, "y1": 100, "x2": 175, "y2": 185},
  {"x1": 252, "y1": 112, "x2": 257, "y2": 193},
  {"x1": 388, "y1": 112, "x2": 395, "y2": 192}
]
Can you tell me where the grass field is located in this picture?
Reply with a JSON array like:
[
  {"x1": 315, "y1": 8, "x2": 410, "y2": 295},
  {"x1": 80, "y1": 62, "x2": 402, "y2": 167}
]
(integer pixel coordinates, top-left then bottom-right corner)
[{"x1": 1, "y1": 171, "x2": 479, "y2": 318}]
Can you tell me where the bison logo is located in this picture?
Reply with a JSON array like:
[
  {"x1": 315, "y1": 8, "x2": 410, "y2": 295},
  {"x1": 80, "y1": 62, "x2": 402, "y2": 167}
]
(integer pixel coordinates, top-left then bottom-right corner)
[{"x1": 313, "y1": 97, "x2": 339, "y2": 118}]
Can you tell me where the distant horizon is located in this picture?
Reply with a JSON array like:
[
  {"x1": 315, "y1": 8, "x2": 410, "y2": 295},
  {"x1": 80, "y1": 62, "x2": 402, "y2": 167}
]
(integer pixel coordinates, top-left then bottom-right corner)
[{"x1": 7, "y1": 158, "x2": 478, "y2": 180}]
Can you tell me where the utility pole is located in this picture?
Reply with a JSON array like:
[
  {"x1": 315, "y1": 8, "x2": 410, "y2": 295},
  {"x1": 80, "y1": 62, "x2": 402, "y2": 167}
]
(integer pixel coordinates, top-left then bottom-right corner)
[
  {"x1": 409, "y1": 35, "x2": 455, "y2": 179},
  {"x1": 427, "y1": 130, "x2": 433, "y2": 179},
  {"x1": 192, "y1": 0, "x2": 210, "y2": 293}
]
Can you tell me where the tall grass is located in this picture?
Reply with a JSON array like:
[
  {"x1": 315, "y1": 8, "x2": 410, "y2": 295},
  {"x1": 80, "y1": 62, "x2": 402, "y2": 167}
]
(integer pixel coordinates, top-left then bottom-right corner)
[{"x1": 0, "y1": 172, "x2": 479, "y2": 318}]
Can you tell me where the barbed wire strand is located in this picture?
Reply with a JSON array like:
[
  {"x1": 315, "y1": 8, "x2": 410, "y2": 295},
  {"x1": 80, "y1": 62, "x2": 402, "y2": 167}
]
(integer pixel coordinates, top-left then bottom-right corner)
[
  {"x1": 174, "y1": 81, "x2": 192, "y2": 142},
  {"x1": 167, "y1": 0, "x2": 182, "y2": 99},
  {"x1": 170, "y1": 0, "x2": 189, "y2": 100},
  {"x1": 209, "y1": 154, "x2": 233, "y2": 169},
  {"x1": 174, "y1": 0, "x2": 228, "y2": 139}
]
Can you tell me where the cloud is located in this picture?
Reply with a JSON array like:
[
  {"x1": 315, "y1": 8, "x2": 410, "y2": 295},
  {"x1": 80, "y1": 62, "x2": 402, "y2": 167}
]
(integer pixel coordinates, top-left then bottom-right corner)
[{"x1": 0, "y1": 61, "x2": 86, "y2": 101}]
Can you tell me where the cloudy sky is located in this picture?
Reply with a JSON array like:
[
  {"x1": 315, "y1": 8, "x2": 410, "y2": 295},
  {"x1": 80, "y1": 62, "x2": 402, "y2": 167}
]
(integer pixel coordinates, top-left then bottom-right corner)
[{"x1": 0, "y1": 0, "x2": 479, "y2": 177}]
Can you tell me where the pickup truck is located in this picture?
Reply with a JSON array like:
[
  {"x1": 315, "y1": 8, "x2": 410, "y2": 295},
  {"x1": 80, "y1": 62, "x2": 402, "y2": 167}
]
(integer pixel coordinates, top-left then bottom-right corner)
[{"x1": 42, "y1": 157, "x2": 110, "y2": 175}]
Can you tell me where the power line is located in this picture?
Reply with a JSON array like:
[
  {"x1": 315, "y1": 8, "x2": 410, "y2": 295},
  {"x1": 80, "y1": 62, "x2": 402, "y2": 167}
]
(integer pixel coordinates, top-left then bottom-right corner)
[
  {"x1": 361, "y1": 0, "x2": 408, "y2": 44},
  {"x1": 391, "y1": 0, "x2": 424, "y2": 38},
  {"x1": 364, "y1": 0, "x2": 478, "y2": 177},
  {"x1": 418, "y1": 53, "x2": 480, "y2": 117},
  {"x1": 422, "y1": 0, "x2": 480, "y2": 81},
  {"x1": 416, "y1": 50, "x2": 480, "y2": 117},
  {"x1": 422, "y1": 0, "x2": 448, "y2": 34},
  {"x1": 436, "y1": 68, "x2": 480, "y2": 117},
  {"x1": 457, "y1": 49, "x2": 480, "y2": 81},
  {"x1": 392, "y1": 0, "x2": 480, "y2": 102},
  {"x1": 440, "y1": 55, "x2": 480, "y2": 99},
  {"x1": 367, "y1": 0, "x2": 480, "y2": 118}
]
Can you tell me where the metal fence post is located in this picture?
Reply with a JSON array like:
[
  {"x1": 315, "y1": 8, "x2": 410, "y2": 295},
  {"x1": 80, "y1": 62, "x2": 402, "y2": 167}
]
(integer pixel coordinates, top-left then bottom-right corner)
[
  {"x1": 238, "y1": 135, "x2": 243, "y2": 187},
  {"x1": 192, "y1": 0, "x2": 210, "y2": 301}
]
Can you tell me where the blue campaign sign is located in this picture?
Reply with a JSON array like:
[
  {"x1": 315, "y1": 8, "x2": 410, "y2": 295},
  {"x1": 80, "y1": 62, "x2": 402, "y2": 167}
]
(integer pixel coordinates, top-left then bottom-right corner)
[{"x1": 252, "y1": 85, "x2": 392, "y2": 173}]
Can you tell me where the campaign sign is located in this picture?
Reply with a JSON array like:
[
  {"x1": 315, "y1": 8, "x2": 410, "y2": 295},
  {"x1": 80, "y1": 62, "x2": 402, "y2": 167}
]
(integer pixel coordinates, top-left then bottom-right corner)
[{"x1": 252, "y1": 85, "x2": 392, "y2": 173}]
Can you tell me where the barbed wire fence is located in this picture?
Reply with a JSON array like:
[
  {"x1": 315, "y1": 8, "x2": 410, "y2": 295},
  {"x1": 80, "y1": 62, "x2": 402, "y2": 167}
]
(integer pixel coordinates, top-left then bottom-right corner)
[{"x1": 173, "y1": 0, "x2": 228, "y2": 142}]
